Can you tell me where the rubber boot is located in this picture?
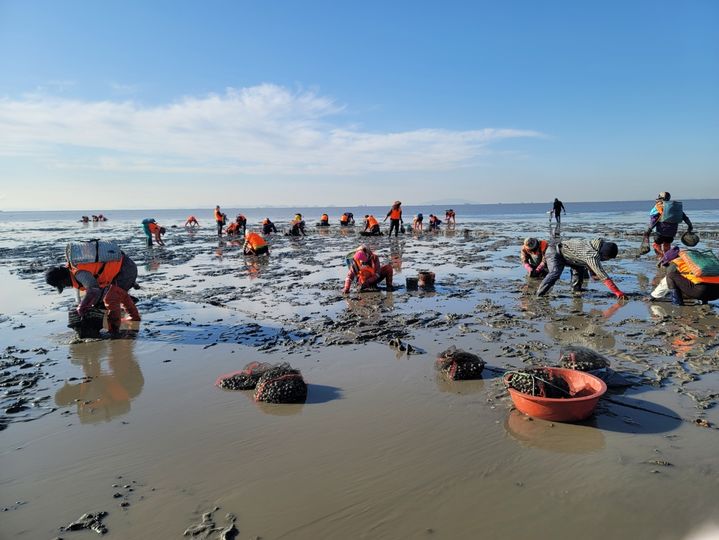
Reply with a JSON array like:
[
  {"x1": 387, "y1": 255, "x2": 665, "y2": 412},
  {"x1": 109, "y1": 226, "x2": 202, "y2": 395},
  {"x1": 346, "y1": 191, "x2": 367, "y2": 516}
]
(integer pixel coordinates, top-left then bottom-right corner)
[{"x1": 670, "y1": 289, "x2": 684, "y2": 306}]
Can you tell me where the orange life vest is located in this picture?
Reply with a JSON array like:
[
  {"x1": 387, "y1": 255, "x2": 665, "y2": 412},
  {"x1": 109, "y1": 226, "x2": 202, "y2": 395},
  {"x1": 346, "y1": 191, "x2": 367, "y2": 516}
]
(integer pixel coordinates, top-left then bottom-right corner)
[
  {"x1": 340, "y1": 214, "x2": 349, "y2": 223},
  {"x1": 321, "y1": 214, "x2": 329, "y2": 222},
  {"x1": 69, "y1": 257, "x2": 124, "y2": 290},
  {"x1": 389, "y1": 208, "x2": 401, "y2": 220},
  {"x1": 245, "y1": 232, "x2": 267, "y2": 250},
  {"x1": 148, "y1": 222, "x2": 159, "y2": 234},
  {"x1": 674, "y1": 258, "x2": 719, "y2": 284},
  {"x1": 358, "y1": 266, "x2": 376, "y2": 284},
  {"x1": 187, "y1": 215, "x2": 196, "y2": 222},
  {"x1": 226, "y1": 223, "x2": 238, "y2": 234},
  {"x1": 367, "y1": 215, "x2": 379, "y2": 228},
  {"x1": 214, "y1": 209, "x2": 223, "y2": 221}
]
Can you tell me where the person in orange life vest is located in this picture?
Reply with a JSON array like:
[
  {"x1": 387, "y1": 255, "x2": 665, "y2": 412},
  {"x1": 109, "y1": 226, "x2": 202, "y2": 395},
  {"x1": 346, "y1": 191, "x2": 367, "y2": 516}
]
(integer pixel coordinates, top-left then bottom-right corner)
[
  {"x1": 243, "y1": 231, "x2": 269, "y2": 256},
  {"x1": 428, "y1": 214, "x2": 441, "y2": 230},
  {"x1": 645, "y1": 192, "x2": 693, "y2": 258},
  {"x1": 214, "y1": 205, "x2": 226, "y2": 237},
  {"x1": 383, "y1": 201, "x2": 403, "y2": 237},
  {"x1": 651, "y1": 246, "x2": 719, "y2": 305},
  {"x1": 445, "y1": 209, "x2": 456, "y2": 225},
  {"x1": 318, "y1": 213, "x2": 330, "y2": 226},
  {"x1": 44, "y1": 251, "x2": 141, "y2": 335},
  {"x1": 142, "y1": 218, "x2": 165, "y2": 246},
  {"x1": 262, "y1": 218, "x2": 278, "y2": 234},
  {"x1": 413, "y1": 213, "x2": 424, "y2": 231},
  {"x1": 185, "y1": 215, "x2": 199, "y2": 228},
  {"x1": 340, "y1": 212, "x2": 355, "y2": 226},
  {"x1": 226, "y1": 221, "x2": 240, "y2": 235},
  {"x1": 521, "y1": 237, "x2": 549, "y2": 278},
  {"x1": 363, "y1": 215, "x2": 381, "y2": 235},
  {"x1": 343, "y1": 245, "x2": 393, "y2": 294}
]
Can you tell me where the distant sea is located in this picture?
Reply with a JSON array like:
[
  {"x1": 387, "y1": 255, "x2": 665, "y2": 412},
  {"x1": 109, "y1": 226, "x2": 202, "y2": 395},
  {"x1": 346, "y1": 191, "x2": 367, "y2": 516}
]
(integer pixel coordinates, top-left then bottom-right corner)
[{"x1": 1, "y1": 199, "x2": 717, "y2": 225}]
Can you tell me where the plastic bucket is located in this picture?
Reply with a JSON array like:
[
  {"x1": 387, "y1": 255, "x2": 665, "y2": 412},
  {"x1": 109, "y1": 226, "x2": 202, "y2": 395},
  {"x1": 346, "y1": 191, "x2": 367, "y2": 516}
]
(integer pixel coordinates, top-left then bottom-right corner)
[
  {"x1": 504, "y1": 367, "x2": 607, "y2": 422},
  {"x1": 418, "y1": 271, "x2": 435, "y2": 288},
  {"x1": 681, "y1": 231, "x2": 700, "y2": 247}
]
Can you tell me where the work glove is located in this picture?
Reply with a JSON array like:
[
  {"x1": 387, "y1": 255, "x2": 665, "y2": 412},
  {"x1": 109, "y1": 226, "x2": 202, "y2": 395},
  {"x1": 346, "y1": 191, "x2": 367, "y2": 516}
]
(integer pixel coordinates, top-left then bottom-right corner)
[{"x1": 603, "y1": 278, "x2": 626, "y2": 299}]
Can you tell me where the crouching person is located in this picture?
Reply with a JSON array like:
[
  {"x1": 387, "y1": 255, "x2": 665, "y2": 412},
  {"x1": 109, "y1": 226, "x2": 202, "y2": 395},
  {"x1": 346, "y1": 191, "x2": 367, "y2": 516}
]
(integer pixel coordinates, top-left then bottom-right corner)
[
  {"x1": 652, "y1": 246, "x2": 719, "y2": 305},
  {"x1": 45, "y1": 240, "x2": 141, "y2": 336},
  {"x1": 243, "y1": 231, "x2": 269, "y2": 256},
  {"x1": 343, "y1": 245, "x2": 393, "y2": 293},
  {"x1": 521, "y1": 237, "x2": 548, "y2": 278},
  {"x1": 536, "y1": 238, "x2": 626, "y2": 299}
]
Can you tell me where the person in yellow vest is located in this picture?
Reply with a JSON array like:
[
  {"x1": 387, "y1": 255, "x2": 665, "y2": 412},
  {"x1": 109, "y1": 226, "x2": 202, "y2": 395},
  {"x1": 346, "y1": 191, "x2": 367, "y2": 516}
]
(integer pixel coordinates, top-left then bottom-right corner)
[
  {"x1": 383, "y1": 201, "x2": 403, "y2": 237},
  {"x1": 243, "y1": 231, "x2": 269, "y2": 255},
  {"x1": 289, "y1": 213, "x2": 307, "y2": 236},
  {"x1": 319, "y1": 213, "x2": 330, "y2": 226},
  {"x1": 520, "y1": 238, "x2": 549, "y2": 278},
  {"x1": 651, "y1": 246, "x2": 719, "y2": 305},
  {"x1": 362, "y1": 214, "x2": 382, "y2": 236},
  {"x1": 44, "y1": 244, "x2": 141, "y2": 334}
]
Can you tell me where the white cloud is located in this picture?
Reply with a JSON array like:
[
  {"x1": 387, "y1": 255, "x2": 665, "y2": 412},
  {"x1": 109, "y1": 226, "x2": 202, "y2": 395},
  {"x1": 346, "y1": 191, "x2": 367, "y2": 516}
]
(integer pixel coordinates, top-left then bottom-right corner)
[{"x1": 0, "y1": 84, "x2": 544, "y2": 175}]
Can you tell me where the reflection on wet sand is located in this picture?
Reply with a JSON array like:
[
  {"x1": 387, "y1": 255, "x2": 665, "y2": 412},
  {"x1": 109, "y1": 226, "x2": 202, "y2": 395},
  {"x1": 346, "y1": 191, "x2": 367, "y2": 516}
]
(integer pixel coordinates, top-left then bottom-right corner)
[
  {"x1": 504, "y1": 409, "x2": 605, "y2": 453},
  {"x1": 55, "y1": 338, "x2": 143, "y2": 423},
  {"x1": 434, "y1": 374, "x2": 486, "y2": 394},
  {"x1": 543, "y1": 297, "x2": 619, "y2": 350}
]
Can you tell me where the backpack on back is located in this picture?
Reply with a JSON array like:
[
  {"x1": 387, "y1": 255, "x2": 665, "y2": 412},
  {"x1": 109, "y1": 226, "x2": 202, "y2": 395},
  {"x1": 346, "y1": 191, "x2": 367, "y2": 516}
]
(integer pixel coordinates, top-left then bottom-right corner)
[
  {"x1": 66, "y1": 240, "x2": 122, "y2": 266},
  {"x1": 660, "y1": 200, "x2": 683, "y2": 223}
]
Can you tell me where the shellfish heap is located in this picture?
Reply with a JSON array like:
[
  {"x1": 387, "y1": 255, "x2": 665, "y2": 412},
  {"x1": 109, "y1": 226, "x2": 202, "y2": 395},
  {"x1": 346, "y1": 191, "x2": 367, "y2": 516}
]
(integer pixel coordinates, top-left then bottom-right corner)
[
  {"x1": 435, "y1": 346, "x2": 486, "y2": 380},
  {"x1": 216, "y1": 362, "x2": 307, "y2": 404},
  {"x1": 506, "y1": 368, "x2": 570, "y2": 398}
]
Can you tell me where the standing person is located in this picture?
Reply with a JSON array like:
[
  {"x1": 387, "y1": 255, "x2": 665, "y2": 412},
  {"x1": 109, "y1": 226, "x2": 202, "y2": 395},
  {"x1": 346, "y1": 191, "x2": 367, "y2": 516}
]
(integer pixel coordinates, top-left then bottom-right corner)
[
  {"x1": 214, "y1": 206, "x2": 226, "y2": 237},
  {"x1": 383, "y1": 201, "x2": 403, "y2": 237},
  {"x1": 644, "y1": 192, "x2": 693, "y2": 258},
  {"x1": 552, "y1": 198, "x2": 566, "y2": 223},
  {"x1": 342, "y1": 245, "x2": 393, "y2": 293},
  {"x1": 536, "y1": 238, "x2": 626, "y2": 299},
  {"x1": 44, "y1": 240, "x2": 141, "y2": 335},
  {"x1": 262, "y1": 218, "x2": 278, "y2": 234}
]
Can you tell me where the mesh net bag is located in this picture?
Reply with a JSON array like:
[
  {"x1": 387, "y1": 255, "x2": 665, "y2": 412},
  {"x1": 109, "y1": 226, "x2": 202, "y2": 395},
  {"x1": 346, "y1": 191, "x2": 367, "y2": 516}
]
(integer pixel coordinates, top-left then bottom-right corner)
[
  {"x1": 215, "y1": 361, "x2": 274, "y2": 390},
  {"x1": 435, "y1": 346, "x2": 486, "y2": 380},
  {"x1": 506, "y1": 368, "x2": 571, "y2": 398},
  {"x1": 559, "y1": 345, "x2": 610, "y2": 371},
  {"x1": 67, "y1": 307, "x2": 105, "y2": 339},
  {"x1": 254, "y1": 363, "x2": 308, "y2": 403}
]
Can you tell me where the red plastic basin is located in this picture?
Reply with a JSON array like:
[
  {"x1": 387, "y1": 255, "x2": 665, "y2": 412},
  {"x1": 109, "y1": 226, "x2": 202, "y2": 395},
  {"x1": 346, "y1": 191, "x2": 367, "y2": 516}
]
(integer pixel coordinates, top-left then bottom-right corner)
[{"x1": 504, "y1": 367, "x2": 607, "y2": 422}]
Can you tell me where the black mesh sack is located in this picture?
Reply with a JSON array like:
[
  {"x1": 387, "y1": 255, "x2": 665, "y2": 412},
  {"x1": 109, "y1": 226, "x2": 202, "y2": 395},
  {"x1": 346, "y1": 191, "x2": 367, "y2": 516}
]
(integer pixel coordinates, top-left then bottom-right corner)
[
  {"x1": 506, "y1": 368, "x2": 571, "y2": 398},
  {"x1": 254, "y1": 363, "x2": 307, "y2": 403},
  {"x1": 216, "y1": 362, "x2": 274, "y2": 390},
  {"x1": 559, "y1": 345, "x2": 610, "y2": 372},
  {"x1": 67, "y1": 307, "x2": 105, "y2": 339},
  {"x1": 435, "y1": 346, "x2": 486, "y2": 380}
]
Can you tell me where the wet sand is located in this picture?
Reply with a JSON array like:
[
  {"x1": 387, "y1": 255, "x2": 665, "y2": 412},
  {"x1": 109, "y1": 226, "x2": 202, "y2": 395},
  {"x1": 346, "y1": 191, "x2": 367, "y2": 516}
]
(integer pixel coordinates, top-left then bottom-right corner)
[{"x1": 2, "y1": 217, "x2": 719, "y2": 539}]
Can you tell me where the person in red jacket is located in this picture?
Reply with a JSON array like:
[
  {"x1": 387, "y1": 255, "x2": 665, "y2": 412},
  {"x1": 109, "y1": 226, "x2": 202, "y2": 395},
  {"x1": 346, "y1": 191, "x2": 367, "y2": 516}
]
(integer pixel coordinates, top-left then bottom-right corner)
[
  {"x1": 343, "y1": 245, "x2": 393, "y2": 293},
  {"x1": 520, "y1": 237, "x2": 549, "y2": 278}
]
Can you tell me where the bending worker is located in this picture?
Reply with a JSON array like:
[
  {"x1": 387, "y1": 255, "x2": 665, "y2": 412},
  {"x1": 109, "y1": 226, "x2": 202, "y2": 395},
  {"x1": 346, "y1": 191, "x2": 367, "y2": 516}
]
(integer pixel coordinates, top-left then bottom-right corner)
[
  {"x1": 243, "y1": 231, "x2": 269, "y2": 256},
  {"x1": 185, "y1": 215, "x2": 199, "y2": 228},
  {"x1": 383, "y1": 201, "x2": 403, "y2": 237},
  {"x1": 340, "y1": 212, "x2": 355, "y2": 226},
  {"x1": 319, "y1": 213, "x2": 330, "y2": 226},
  {"x1": 645, "y1": 192, "x2": 692, "y2": 258},
  {"x1": 363, "y1": 214, "x2": 381, "y2": 235},
  {"x1": 521, "y1": 237, "x2": 549, "y2": 278},
  {"x1": 142, "y1": 218, "x2": 165, "y2": 246},
  {"x1": 44, "y1": 241, "x2": 141, "y2": 335},
  {"x1": 651, "y1": 246, "x2": 719, "y2": 305},
  {"x1": 289, "y1": 214, "x2": 307, "y2": 236},
  {"x1": 343, "y1": 245, "x2": 393, "y2": 294},
  {"x1": 536, "y1": 238, "x2": 626, "y2": 299},
  {"x1": 262, "y1": 218, "x2": 278, "y2": 234}
]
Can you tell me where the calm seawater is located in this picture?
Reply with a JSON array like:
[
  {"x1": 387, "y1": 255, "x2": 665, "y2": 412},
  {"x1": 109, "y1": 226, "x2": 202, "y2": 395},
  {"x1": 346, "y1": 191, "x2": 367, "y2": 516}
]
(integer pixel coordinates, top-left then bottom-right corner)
[{"x1": 1, "y1": 200, "x2": 717, "y2": 225}]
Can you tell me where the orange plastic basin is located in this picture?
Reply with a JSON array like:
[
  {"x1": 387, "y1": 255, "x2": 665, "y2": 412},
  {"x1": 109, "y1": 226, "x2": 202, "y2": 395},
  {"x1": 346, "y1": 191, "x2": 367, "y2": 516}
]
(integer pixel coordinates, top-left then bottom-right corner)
[{"x1": 504, "y1": 367, "x2": 607, "y2": 422}]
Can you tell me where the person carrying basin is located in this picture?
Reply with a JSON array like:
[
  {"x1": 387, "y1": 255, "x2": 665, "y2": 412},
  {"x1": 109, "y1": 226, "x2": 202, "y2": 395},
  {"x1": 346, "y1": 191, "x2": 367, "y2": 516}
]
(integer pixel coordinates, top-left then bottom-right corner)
[
  {"x1": 44, "y1": 240, "x2": 141, "y2": 336},
  {"x1": 643, "y1": 192, "x2": 693, "y2": 258},
  {"x1": 343, "y1": 245, "x2": 394, "y2": 294},
  {"x1": 536, "y1": 238, "x2": 626, "y2": 299},
  {"x1": 521, "y1": 237, "x2": 549, "y2": 278}
]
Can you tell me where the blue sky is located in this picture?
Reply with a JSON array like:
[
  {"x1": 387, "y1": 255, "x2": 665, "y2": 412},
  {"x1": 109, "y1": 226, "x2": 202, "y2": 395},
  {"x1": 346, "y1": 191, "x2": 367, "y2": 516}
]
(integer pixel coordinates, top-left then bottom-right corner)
[{"x1": 0, "y1": 0, "x2": 717, "y2": 210}]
